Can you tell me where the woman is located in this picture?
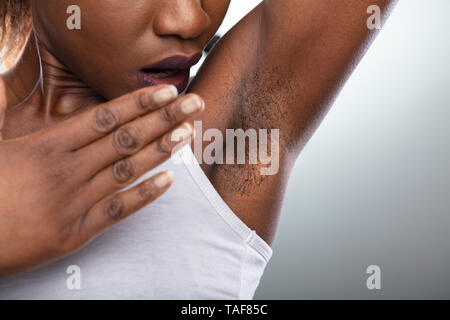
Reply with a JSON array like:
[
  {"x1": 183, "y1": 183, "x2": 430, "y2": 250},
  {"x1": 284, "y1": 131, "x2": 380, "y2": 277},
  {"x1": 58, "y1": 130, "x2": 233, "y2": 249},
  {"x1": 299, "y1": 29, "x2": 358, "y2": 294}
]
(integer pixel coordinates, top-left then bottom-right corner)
[{"x1": 0, "y1": 0, "x2": 395, "y2": 299}]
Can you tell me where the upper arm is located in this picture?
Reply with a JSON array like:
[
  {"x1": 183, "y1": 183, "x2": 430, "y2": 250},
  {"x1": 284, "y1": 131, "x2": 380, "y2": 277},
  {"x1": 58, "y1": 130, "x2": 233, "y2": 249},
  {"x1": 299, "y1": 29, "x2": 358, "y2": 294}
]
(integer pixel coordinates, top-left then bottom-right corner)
[
  {"x1": 189, "y1": 0, "x2": 397, "y2": 157},
  {"x1": 186, "y1": 0, "x2": 397, "y2": 243}
]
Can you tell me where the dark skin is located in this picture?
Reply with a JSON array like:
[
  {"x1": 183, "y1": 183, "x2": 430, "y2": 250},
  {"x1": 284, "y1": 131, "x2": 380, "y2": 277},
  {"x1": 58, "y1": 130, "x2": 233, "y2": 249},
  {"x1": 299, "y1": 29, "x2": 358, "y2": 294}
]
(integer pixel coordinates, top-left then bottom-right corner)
[{"x1": 0, "y1": 0, "x2": 396, "y2": 276}]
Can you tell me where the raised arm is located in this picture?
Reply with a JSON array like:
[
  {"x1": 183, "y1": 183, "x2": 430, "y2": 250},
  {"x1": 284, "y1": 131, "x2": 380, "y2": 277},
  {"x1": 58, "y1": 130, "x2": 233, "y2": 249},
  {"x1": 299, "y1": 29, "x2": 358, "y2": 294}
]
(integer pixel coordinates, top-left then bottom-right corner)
[
  {"x1": 191, "y1": 0, "x2": 396, "y2": 155},
  {"x1": 188, "y1": 0, "x2": 397, "y2": 243}
]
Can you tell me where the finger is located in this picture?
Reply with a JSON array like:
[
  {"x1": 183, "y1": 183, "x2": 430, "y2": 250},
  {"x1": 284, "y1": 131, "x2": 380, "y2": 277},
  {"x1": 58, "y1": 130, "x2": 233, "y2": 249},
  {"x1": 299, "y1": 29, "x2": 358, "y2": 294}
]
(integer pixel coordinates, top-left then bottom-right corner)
[
  {"x1": 83, "y1": 122, "x2": 193, "y2": 203},
  {"x1": 49, "y1": 84, "x2": 179, "y2": 150},
  {"x1": 77, "y1": 93, "x2": 203, "y2": 176},
  {"x1": 79, "y1": 170, "x2": 174, "y2": 241}
]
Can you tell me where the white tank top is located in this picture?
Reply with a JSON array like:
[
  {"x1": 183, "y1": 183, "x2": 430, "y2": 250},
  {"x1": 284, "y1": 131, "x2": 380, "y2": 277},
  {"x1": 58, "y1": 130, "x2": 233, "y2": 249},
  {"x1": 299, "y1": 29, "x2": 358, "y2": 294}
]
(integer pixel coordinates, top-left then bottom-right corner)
[{"x1": 0, "y1": 145, "x2": 272, "y2": 299}]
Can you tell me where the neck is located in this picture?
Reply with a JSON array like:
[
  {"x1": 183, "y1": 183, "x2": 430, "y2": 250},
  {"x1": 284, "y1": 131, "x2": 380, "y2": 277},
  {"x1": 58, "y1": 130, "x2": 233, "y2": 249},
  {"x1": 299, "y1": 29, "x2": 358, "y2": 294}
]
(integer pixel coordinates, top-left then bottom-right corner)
[{"x1": 4, "y1": 32, "x2": 101, "y2": 116}]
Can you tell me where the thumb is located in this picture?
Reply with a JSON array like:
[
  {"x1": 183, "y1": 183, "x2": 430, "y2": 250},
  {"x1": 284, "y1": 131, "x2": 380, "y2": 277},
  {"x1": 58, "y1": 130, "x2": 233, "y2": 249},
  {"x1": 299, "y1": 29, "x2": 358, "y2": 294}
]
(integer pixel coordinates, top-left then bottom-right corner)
[{"x1": 0, "y1": 76, "x2": 6, "y2": 141}]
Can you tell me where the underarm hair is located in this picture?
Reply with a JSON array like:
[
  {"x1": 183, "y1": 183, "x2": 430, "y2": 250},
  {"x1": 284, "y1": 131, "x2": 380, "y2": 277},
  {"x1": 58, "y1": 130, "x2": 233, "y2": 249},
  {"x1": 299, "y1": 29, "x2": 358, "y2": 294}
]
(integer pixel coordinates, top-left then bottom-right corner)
[
  {"x1": 236, "y1": 66, "x2": 297, "y2": 143},
  {"x1": 211, "y1": 65, "x2": 298, "y2": 196}
]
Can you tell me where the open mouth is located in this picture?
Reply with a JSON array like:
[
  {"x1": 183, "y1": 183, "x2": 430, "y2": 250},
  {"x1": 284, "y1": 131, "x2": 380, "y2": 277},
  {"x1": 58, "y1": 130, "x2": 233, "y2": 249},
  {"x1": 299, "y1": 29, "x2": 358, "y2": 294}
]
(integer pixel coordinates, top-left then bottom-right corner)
[
  {"x1": 142, "y1": 68, "x2": 181, "y2": 79},
  {"x1": 139, "y1": 68, "x2": 190, "y2": 93},
  {"x1": 139, "y1": 53, "x2": 202, "y2": 93}
]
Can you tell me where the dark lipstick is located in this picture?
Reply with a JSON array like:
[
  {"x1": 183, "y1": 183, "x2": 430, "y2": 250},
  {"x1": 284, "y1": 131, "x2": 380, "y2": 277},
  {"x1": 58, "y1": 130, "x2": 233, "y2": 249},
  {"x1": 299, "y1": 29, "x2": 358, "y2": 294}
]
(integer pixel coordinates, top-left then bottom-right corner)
[{"x1": 139, "y1": 53, "x2": 202, "y2": 93}]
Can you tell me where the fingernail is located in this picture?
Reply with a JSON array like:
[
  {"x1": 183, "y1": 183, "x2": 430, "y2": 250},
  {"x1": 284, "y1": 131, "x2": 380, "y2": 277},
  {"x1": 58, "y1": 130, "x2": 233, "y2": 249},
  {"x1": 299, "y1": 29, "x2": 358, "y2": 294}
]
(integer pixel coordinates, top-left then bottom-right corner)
[
  {"x1": 154, "y1": 170, "x2": 174, "y2": 188},
  {"x1": 180, "y1": 95, "x2": 203, "y2": 115},
  {"x1": 152, "y1": 85, "x2": 178, "y2": 105},
  {"x1": 171, "y1": 123, "x2": 193, "y2": 142}
]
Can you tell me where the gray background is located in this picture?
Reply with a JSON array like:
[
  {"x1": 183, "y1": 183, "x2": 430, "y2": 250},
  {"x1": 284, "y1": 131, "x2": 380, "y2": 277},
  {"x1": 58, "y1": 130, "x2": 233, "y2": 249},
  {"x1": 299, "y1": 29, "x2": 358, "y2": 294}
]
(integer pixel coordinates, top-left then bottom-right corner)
[{"x1": 246, "y1": 0, "x2": 450, "y2": 299}]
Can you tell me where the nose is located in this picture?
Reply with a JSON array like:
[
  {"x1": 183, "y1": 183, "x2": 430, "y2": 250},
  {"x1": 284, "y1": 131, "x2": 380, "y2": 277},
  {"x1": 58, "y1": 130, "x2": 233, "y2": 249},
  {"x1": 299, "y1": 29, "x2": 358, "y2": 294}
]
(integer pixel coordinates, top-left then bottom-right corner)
[{"x1": 153, "y1": 0, "x2": 211, "y2": 40}]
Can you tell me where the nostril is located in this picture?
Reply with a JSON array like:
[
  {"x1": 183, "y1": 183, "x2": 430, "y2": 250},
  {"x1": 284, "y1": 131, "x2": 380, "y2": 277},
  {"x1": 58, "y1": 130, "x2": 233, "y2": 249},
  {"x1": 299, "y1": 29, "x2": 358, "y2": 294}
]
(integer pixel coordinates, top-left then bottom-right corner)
[{"x1": 153, "y1": 2, "x2": 211, "y2": 40}]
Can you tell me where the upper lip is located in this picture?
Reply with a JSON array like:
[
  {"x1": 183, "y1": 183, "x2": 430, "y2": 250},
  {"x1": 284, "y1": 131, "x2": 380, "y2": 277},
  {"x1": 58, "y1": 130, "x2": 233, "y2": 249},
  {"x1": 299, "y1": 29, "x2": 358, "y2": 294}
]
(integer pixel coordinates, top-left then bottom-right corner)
[{"x1": 142, "y1": 53, "x2": 202, "y2": 71}]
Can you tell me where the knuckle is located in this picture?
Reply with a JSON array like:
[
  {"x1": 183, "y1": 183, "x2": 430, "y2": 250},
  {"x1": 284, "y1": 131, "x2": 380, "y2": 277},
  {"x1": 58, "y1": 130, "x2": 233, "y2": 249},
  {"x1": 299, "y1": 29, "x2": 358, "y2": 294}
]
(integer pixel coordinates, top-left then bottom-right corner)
[
  {"x1": 161, "y1": 104, "x2": 178, "y2": 125},
  {"x1": 113, "y1": 127, "x2": 139, "y2": 154},
  {"x1": 94, "y1": 107, "x2": 118, "y2": 132},
  {"x1": 135, "y1": 90, "x2": 153, "y2": 111},
  {"x1": 138, "y1": 180, "x2": 158, "y2": 200},
  {"x1": 156, "y1": 135, "x2": 172, "y2": 155},
  {"x1": 112, "y1": 158, "x2": 134, "y2": 183},
  {"x1": 105, "y1": 196, "x2": 124, "y2": 219}
]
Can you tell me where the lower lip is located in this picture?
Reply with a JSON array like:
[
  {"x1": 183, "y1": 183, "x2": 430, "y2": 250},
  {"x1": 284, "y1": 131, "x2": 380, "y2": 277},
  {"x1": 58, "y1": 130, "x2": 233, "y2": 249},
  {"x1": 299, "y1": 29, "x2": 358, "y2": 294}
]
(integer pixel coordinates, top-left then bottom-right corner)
[{"x1": 138, "y1": 69, "x2": 191, "y2": 93}]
